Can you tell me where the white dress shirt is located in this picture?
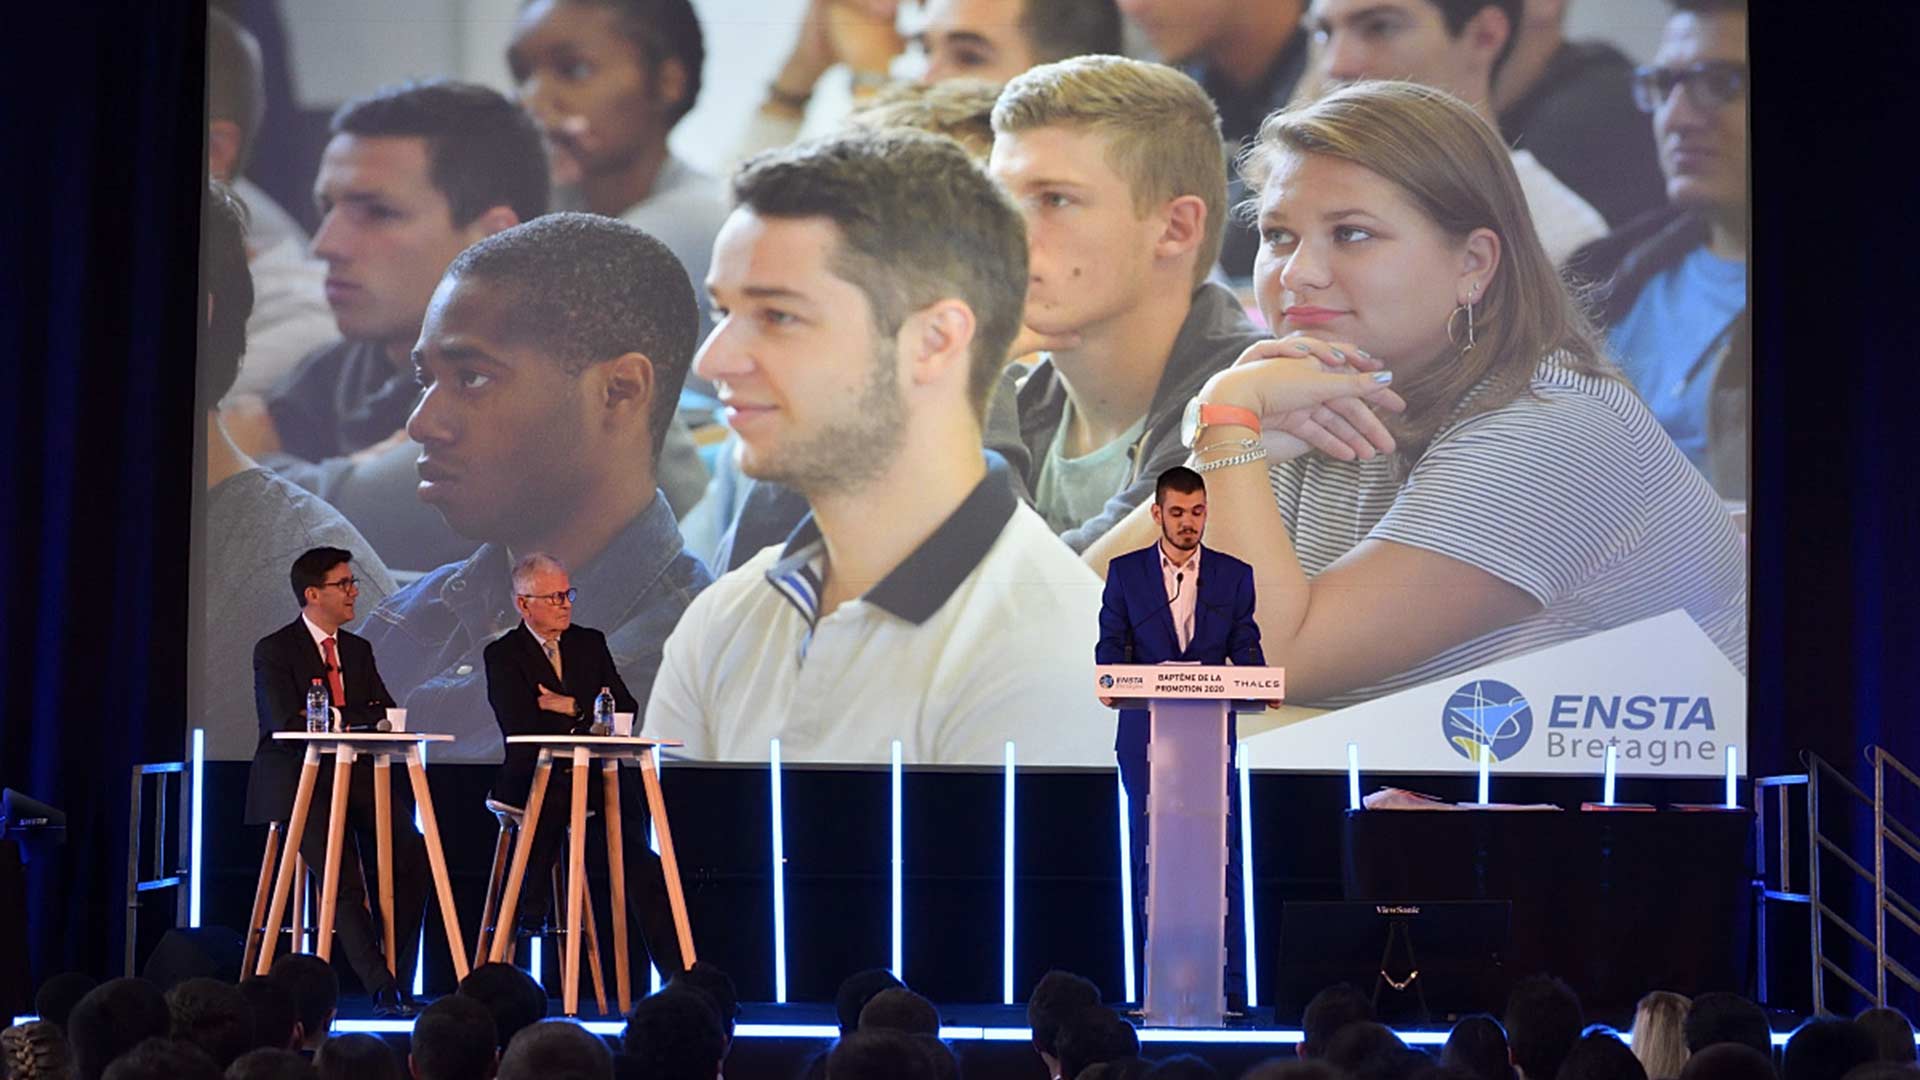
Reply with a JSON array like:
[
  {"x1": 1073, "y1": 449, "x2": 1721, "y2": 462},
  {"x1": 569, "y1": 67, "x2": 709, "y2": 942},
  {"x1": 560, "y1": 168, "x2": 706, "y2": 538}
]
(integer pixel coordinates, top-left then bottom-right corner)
[{"x1": 1159, "y1": 543, "x2": 1200, "y2": 653}]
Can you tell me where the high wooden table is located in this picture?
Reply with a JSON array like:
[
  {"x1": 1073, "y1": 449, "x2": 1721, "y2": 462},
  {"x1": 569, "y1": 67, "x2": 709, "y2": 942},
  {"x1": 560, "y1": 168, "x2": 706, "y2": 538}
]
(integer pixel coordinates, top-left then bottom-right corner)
[
  {"x1": 491, "y1": 735, "x2": 695, "y2": 1018},
  {"x1": 254, "y1": 732, "x2": 466, "y2": 983}
]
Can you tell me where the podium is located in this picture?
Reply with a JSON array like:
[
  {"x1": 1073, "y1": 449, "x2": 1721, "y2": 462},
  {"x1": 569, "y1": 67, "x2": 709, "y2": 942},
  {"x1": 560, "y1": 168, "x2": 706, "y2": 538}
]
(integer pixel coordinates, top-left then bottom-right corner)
[{"x1": 1095, "y1": 663, "x2": 1284, "y2": 1027}]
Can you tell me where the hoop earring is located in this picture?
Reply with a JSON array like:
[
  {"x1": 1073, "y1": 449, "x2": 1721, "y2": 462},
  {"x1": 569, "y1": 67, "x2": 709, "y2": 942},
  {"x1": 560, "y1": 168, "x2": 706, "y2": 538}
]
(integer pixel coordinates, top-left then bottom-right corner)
[{"x1": 1446, "y1": 300, "x2": 1477, "y2": 353}]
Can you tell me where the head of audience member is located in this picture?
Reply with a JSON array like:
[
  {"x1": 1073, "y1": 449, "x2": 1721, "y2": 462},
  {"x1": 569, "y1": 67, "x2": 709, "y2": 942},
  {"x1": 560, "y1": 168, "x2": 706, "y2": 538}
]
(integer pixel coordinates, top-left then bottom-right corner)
[
  {"x1": 407, "y1": 213, "x2": 698, "y2": 556},
  {"x1": 228, "y1": 1048, "x2": 320, "y2": 1080},
  {"x1": 33, "y1": 972, "x2": 98, "y2": 1031},
  {"x1": 848, "y1": 79, "x2": 1002, "y2": 161},
  {"x1": 1307, "y1": 0, "x2": 1524, "y2": 107},
  {"x1": 1057, "y1": 1004, "x2": 1140, "y2": 1080},
  {"x1": 701, "y1": 129, "x2": 1026, "y2": 498},
  {"x1": 1, "y1": 1019, "x2": 76, "y2": 1080},
  {"x1": 1634, "y1": 0, "x2": 1748, "y2": 237},
  {"x1": 913, "y1": 1033, "x2": 961, "y2": 1080},
  {"x1": 990, "y1": 54, "x2": 1227, "y2": 357},
  {"x1": 165, "y1": 977, "x2": 255, "y2": 1069},
  {"x1": 1245, "y1": 1063, "x2": 1346, "y2": 1080},
  {"x1": 458, "y1": 963, "x2": 549, "y2": 1052},
  {"x1": 313, "y1": 80, "x2": 548, "y2": 363},
  {"x1": 288, "y1": 547, "x2": 360, "y2": 630},
  {"x1": 824, "y1": 1029, "x2": 942, "y2": 1080},
  {"x1": 1443, "y1": 1015, "x2": 1514, "y2": 1080},
  {"x1": 1838, "y1": 1066, "x2": 1917, "y2": 1080},
  {"x1": 497, "y1": 1020, "x2": 614, "y2": 1080},
  {"x1": 511, "y1": 553, "x2": 574, "y2": 639},
  {"x1": 1028, "y1": 970, "x2": 1103, "y2": 1077},
  {"x1": 267, "y1": 954, "x2": 338, "y2": 1053},
  {"x1": 99, "y1": 1036, "x2": 220, "y2": 1080},
  {"x1": 833, "y1": 970, "x2": 905, "y2": 1038},
  {"x1": 1682, "y1": 994, "x2": 1772, "y2": 1058},
  {"x1": 1146, "y1": 1055, "x2": 1219, "y2": 1079},
  {"x1": 1114, "y1": 0, "x2": 1304, "y2": 74},
  {"x1": 1501, "y1": 976, "x2": 1584, "y2": 1080},
  {"x1": 859, "y1": 988, "x2": 941, "y2": 1036},
  {"x1": 917, "y1": 0, "x2": 1122, "y2": 84},
  {"x1": 200, "y1": 182, "x2": 256, "y2": 422},
  {"x1": 205, "y1": 10, "x2": 265, "y2": 185},
  {"x1": 1324, "y1": 1021, "x2": 1412, "y2": 1075},
  {"x1": 1677, "y1": 1043, "x2": 1776, "y2": 1080},
  {"x1": 1236, "y1": 79, "x2": 1608, "y2": 456},
  {"x1": 410, "y1": 994, "x2": 500, "y2": 1080},
  {"x1": 238, "y1": 977, "x2": 297, "y2": 1053},
  {"x1": 1557, "y1": 1031, "x2": 1649, "y2": 1080},
  {"x1": 314, "y1": 1032, "x2": 403, "y2": 1080},
  {"x1": 1085, "y1": 1060, "x2": 1155, "y2": 1080},
  {"x1": 669, "y1": 961, "x2": 740, "y2": 1053},
  {"x1": 1854, "y1": 1007, "x2": 1917, "y2": 1064},
  {"x1": 66, "y1": 977, "x2": 173, "y2": 1080},
  {"x1": 1299, "y1": 983, "x2": 1376, "y2": 1060},
  {"x1": 619, "y1": 986, "x2": 723, "y2": 1080},
  {"x1": 507, "y1": 0, "x2": 704, "y2": 198},
  {"x1": 1632, "y1": 992, "x2": 1693, "y2": 1080},
  {"x1": 1782, "y1": 1019, "x2": 1877, "y2": 1080}
]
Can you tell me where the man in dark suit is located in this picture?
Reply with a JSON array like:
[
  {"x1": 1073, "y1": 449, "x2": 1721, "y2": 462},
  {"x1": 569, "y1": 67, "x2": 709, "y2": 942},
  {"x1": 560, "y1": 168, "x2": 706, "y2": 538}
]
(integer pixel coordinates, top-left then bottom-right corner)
[
  {"x1": 483, "y1": 551, "x2": 683, "y2": 976},
  {"x1": 1095, "y1": 466, "x2": 1268, "y2": 1012},
  {"x1": 246, "y1": 546, "x2": 427, "y2": 1016}
]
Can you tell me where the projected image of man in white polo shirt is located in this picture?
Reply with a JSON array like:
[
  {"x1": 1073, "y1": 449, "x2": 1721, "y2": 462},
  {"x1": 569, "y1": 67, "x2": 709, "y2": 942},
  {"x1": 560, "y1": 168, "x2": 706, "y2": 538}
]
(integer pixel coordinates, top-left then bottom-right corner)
[{"x1": 645, "y1": 129, "x2": 1109, "y2": 766}]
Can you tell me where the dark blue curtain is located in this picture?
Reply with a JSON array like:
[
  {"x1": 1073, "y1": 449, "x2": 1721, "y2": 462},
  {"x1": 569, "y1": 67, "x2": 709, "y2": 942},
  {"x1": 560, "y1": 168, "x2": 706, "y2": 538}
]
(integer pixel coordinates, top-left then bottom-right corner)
[{"x1": 0, "y1": 5, "x2": 204, "y2": 1000}]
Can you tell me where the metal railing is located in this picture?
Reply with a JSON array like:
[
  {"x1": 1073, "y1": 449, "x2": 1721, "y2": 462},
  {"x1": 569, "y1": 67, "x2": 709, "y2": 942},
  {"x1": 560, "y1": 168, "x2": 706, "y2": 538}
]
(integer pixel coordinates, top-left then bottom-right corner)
[
  {"x1": 1753, "y1": 745, "x2": 1920, "y2": 1013},
  {"x1": 125, "y1": 760, "x2": 191, "y2": 975}
]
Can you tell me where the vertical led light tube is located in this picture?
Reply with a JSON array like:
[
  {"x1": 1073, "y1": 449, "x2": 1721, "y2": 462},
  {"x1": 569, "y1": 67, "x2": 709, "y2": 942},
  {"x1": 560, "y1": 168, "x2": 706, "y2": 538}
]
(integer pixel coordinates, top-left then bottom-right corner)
[
  {"x1": 1237, "y1": 749, "x2": 1258, "y2": 1008},
  {"x1": 190, "y1": 728, "x2": 205, "y2": 928},
  {"x1": 1116, "y1": 770, "x2": 1137, "y2": 1003},
  {"x1": 891, "y1": 738, "x2": 904, "y2": 981},
  {"x1": 1346, "y1": 743, "x2": 1361, "y2": 811},
  {"x1": 1003, "y1": 741, "x2": 1016, "y2": 1005},
  {"x1": 1725, "y1": 746, "x2": 1739, "y2": 808},
  {"x1": 1603, "y1": 744, "x2": 1618, "y2": 806},
  {"x1": 771, "y1": 738, "x2": 788, "y2": 1004},
  {"x1": 1478, "y1": 751, "x2": 1491, "y2": 806}
]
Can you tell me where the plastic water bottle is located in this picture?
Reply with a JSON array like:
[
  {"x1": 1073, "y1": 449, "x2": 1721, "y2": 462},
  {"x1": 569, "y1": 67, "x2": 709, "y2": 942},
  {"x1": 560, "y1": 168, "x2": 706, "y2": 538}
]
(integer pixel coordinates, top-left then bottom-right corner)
[
  {"x1": 305, "y1": 678, "x2": 328, "y2": 734},
  {"x1": 594, "y1": 687, "x2": 616, "y2": 734}
]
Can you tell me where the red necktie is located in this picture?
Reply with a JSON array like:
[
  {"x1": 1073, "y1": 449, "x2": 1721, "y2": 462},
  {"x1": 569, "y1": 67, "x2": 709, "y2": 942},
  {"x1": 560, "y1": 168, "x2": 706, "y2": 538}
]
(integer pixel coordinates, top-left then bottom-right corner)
[{"x1": 322, "y1": 637, "x2": 346, "y2": 707}]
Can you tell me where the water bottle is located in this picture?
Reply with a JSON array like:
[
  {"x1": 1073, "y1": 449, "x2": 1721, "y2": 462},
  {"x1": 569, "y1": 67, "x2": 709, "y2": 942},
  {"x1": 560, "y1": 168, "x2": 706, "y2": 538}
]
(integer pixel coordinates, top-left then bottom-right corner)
[
  {"x1": 305, "y1": 678, "x2": 328, "y2": 733},
  {"x1": 594, "y1": 687, "x2": 615, "y2": 735}
]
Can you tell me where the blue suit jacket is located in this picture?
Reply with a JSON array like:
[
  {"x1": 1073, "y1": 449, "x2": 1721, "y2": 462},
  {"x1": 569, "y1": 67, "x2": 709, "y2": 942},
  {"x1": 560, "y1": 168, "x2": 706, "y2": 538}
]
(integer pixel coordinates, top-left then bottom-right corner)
[{"x1": 1097, "y1": 543, "x2": 1266, "y2": 761}]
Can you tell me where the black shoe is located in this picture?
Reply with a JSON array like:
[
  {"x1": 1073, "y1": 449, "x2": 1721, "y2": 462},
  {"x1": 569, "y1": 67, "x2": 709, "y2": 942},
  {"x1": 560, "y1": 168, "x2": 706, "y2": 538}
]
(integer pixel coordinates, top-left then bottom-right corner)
[{"x1": 372, "y1": 986, "x2": 415, "y2": 1019}]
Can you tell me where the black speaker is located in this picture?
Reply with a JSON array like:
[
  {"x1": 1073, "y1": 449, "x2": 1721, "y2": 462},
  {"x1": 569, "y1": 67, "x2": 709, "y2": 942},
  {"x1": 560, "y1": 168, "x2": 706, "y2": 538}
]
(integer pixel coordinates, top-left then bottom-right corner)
[
  {"x1": 141, "y1": 926, "x2": 247, "y2": 991},
  {"x1": 1274, "y1": 900, "x2": 1511, "y2": 1025}
]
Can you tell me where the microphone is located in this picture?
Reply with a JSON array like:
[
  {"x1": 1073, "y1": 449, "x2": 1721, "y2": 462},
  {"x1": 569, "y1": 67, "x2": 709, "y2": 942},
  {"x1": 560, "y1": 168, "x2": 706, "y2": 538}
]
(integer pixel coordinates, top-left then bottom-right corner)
[
  {"x1": 341, "y1": 718, "x2": 392, "y2": 733},
  {"x1": 1122, "y1": 568, "x2": 1185, "y2": 664}
]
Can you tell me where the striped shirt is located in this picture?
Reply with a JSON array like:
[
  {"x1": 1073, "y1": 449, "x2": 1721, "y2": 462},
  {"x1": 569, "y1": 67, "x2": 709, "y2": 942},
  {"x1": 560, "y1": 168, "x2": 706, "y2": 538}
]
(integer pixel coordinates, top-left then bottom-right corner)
[{"x1": 1268, "y1": 354, "x2": 1747, "y2": 707}]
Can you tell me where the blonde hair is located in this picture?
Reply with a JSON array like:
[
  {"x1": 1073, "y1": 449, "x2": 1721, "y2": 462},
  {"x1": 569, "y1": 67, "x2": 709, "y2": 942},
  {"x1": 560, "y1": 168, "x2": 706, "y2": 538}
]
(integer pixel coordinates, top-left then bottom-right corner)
[
  {"x1": 993, "y1": 55, "x2": 1228, "y2": 287},
  {"x1": 849, "y1": 78, "x2": 1002, "y2": 163},
  {"x1": 1240, "y1": 80, "x2": 1615, "y2": 460},
  {"x1": 1631, "y1": 991, "x2": 1692, "y2": 1078}
]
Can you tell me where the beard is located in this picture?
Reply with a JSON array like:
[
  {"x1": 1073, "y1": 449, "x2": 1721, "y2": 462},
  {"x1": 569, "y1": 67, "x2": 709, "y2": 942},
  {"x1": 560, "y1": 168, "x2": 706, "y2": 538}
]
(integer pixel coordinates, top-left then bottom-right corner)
[
  {"x1": 1161, "y1": 522, "x2": 1201, "y2": 551},
  {"x1": 743, "y1": 342, "x2": 908, "y2": 498}
]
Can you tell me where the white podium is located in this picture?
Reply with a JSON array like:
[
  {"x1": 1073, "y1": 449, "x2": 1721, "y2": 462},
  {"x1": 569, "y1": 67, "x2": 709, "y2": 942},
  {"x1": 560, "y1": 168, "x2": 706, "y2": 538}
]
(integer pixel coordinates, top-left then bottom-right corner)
[{"x1": 1095, "y1": 663, "x2": 1284, "y2": 1027}]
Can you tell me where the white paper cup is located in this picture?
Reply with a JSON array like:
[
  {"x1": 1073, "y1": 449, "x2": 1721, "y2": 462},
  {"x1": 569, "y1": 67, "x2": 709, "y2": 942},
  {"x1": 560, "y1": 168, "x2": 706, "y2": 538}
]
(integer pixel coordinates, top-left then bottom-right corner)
[
  {"x1": 613, "y1": 712, "x2": 635, "y2": 737},
  {"x1": 385, "y1": 708, "x2": 408, "y2": 732}
]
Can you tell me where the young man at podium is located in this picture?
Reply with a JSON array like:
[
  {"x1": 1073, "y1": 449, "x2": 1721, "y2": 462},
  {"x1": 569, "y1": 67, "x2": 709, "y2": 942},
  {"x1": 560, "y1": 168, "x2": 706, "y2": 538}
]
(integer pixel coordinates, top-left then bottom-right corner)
[{"x1": 1096, "y1": 464, "x2": 1269, "y2": 1013}]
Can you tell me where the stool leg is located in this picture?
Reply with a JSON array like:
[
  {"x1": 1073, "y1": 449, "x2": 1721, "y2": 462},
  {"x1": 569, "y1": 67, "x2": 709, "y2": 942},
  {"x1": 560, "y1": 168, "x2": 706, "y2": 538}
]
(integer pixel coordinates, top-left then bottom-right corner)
[
  {"x1": 491, "y1": 753, "x2": 554, "y2": 962},
  {"x1": 242, "y1": 823, "x2": 284, "y2": 979},
  {"x1": 474, "y1": 817, "x2": 513, "y2": 972},
  {"x1": 549, "y1": 864, "x2": 567, "y2": 997},
  {"x1": 602, "y1": 761, "x2": 632, "y2": 1016},
  {"x1": 639, "y1": 748, "x2": 697, "y2": 965},
  {"x1": 374, "y1": 754, "x2": 397, "y2": 979},
  {"x1": 563, "y1": 748, "x2": 590, "y2": 1016},
  {"x1": 256, "y1": 745, "x2": 321, "y2": 974},
  {"x1": 291, "y1": 856, "x2": 308, "y2": 954},
  {"x1": 406, "y1": 747, "x2": 468, "y2": 981},
  {"x1": 582, "y1": 886, "x2": 609, "y2": 1016}
]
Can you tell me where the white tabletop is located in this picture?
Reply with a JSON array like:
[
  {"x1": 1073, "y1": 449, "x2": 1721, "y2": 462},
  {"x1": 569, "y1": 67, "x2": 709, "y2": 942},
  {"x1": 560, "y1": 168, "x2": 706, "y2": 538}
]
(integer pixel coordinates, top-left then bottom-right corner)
[
  {"x1": 273, "y1": 731, "x2": 455, "y2": 743},
  {"x1": 503, "y1": 734, "x2": 682, "y2": 748}
]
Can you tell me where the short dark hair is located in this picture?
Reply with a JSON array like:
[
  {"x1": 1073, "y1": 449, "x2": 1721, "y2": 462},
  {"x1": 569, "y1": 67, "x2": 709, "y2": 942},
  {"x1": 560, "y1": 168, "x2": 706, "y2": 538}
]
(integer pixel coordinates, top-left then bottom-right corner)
[
  {"x1": 411, "y1": 995, "x2": 499, "y2": 1080},
  {"x1": 200, "y1": 182, "x2": 254, "y2": 410},
  {"x1": 1783, "y1": 1019, "x2": 1876, "y2": 1080},
  {"x1": 1426, "y1": 0, "x2": 1524, "y2": 79},
  {"x1": 1145, "y1": 1054, "x2": 1219, "y2": 1079},
  {"x1": 825, "y1": 1029, "x2": 940, "y2": 1080},
  {"x1": 313, "y1": 1031, "x2": 403, "y2": 1080},
  {"x1": 289, "y1": 548, "x2": 352, "y2": 607},
  {"x1": 100, "y1": 1036, "x2": 220, "y2": 1080},
  {"x1": 1442, "y1": 1014, "x2": 1515, "y2": 1080},
  {"x1": 458, "y1": 962, "x2": 549, "y2": 1051},
  {"x1": 227, "y1": 1048, "x2": 320, "y2": 1080},
  {"x1": 266, "y1": 953, "x2": 338, "y2": 1042},
  {"x1": 1081, "y1": 1061, "x2": 1153, "y2": 1080},
  {"x1": 1683, "y1": 992, "x2": 1772, "y2": 1056},
  {"x1": 1504, "y1": 976, "x2": 1584, "y2": 1080},
  {"x1": 859, "y1": 988, "x2": 941, "y2": 1036},
  {"x1": 621, "y1": 986, "x2": 725, "y2": 1079},
  {"x1": 1154, "y1": 466, "x2": 1205, "y2": 505},
  {"x1": 1855, "y1": 1006, "x2": 1918, "y2": 1063},
  {"x1": 1056, "y1": 1004, "x2": 1139, "y2": 1080},
  {"x1": 34, "y1": 971, "x2": 99, "y2": 1030},
  {"x1": 498, "y1": 1020, "x2": 614, "y2": 1080},
  {"x1": 1323, "y1": 1022, "x2": 1410, "y2": 1072},
  {"x1": 732, "y1": 129, "x2": 1028, "y2": 421},
  {"x1": 206, "y1": 10, "x2": 265, "y2": 172},
  {"x1": 1678, "y1": 1043, "x2": 1775, "y2": 1080},
  {"x1": 1240, "y1": 1063, "x2": 1345, "y2": 1080},
  {"x1": 833, "y1": 969, "x2": 904, "y2": 1037},
  {"x1": 671, "y1": 961, "x2": 741, "y2": 1043},
  {"x1": 68, "y1": 977, "x2": 174, "y2": 1080},
  {"x1": 167, "y1": 977, "x2": 255, "y2": 1068},
  {"x1": 238, "y1": 976, "x2": 297, "y2": 1052},
  {"x1": 331, "y1": 80, "x2": 550, "y2": 227},
  {"x1": 572, "y1": 0, "x2": 706, "y2": 125},
  {"x1": 1019, "y1": 0, "x2": 1123, "y2": 63},
  {"x1": 1555, "y1": 1031, "x2": 1646, "y2": 1080},
  {"x1": 1028, "y1": 970, "x2": 1102, "y2": 1056},
  {"x1": 443, "y1": 212, "x2": 698, "y2": 457}
]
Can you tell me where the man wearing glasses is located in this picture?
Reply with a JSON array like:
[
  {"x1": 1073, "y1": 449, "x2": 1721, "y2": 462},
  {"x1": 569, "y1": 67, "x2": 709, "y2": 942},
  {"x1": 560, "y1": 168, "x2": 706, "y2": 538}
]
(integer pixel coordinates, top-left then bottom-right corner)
[
  {"x1": 1570, "y1": 0, "x2": 1749, "y2": 498},
  {"x1": 479, "y1": 552, "x2": 684, "y2": 974},
  {"x1": 246, "y1": 546, "x2": 427, "y2": 1016}
]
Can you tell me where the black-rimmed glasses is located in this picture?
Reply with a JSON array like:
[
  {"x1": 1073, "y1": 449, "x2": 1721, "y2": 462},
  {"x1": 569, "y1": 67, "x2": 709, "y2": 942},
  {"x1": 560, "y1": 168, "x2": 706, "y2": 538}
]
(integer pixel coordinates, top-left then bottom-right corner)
[{"x1": 518, "y1": 588, "x2": 578, "y2": 606}]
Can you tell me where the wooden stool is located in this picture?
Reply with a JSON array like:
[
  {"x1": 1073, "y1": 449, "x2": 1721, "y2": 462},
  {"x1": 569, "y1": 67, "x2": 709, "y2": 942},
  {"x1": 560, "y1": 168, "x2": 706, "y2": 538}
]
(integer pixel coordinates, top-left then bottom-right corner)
[
  {"x1": 471, "y1": 799, "x2": 610, "y2": 1016},
  {"x1": 241, "y1": 822, "x2": 317, "y2": 978}
]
